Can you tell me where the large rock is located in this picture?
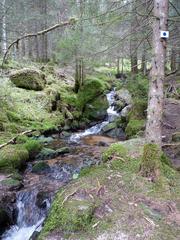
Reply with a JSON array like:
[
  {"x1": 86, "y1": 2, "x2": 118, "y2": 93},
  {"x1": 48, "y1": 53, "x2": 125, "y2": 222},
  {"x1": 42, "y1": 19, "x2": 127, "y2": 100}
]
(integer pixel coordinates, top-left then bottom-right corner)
[
  {"x1": 10, "y1": 68, "x2": 46, "y2": 91},
  {"x1": 115, "y1": 89, "x2": 132, "y2": 105},
  {"x1": 102, "y1": 122, "x2": 126, "y2": 140},
  {"x1": 84, "y1": 95, "x2": 108, "y2": 121}
]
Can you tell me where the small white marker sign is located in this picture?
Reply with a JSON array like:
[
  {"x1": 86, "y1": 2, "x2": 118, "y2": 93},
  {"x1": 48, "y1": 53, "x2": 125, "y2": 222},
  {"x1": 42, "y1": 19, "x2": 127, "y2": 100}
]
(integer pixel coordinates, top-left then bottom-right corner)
[{"x1": 160, "y1": 31, "x2": 169, "y2": 39}]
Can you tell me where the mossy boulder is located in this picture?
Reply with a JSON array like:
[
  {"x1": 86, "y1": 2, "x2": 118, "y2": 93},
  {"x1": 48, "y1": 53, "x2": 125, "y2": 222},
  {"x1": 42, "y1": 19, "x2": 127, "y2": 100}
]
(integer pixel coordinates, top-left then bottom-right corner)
[
  {"x1": 115, "y1": 89, "x2": 132, "y2": 105},
  {"x1": 23, "y1": 139, "x2": 42, "y2": 159},
  {"x1": 0, "y1": 178, "x2": 22, "y2": 190},
  {"x1": 32, "y1": 162, "x2": 50, "y2": 173},
  {"x1": 102, "y1": 143, "x2": 128, "y2": 162},
  {"x1": 36, "y1": 147, "x2": 70, "y2": 160},
  {"x1": 101, "y1": 122, "x2": 126, "y2": 139},
  {"x1": 10, "y1": 68, "x2": 46, "y2": 91},
  {"x1": 0, "y1": 145, "x2": 29, "y2": 171},
  {"x1": 56, "y1": 147, "x2": 70, "y2": 155},
  {"x1": 125, "y1": 119, "x2": 145, "y2": 138},
  {"x1": 40, "y1": 190, "x2": 95, "y2": 238},
  {"x1": 36, "y1": 148, "x2": 57, "y2": 160},
  {"x1": 77, "y1": 77, "x2": 110, "y2": 111},
  {"x1": 83, "y1": 95, "x2": 108, "y2": 121}
]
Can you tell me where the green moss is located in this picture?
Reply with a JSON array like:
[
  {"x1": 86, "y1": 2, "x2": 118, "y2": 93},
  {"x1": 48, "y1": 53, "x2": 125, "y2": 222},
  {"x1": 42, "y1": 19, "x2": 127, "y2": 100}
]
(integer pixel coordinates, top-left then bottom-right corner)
[
  {"x1": 10, "y1": 68, "x2": 46, "y2": 91},
  {"x1": 83, "y1": 95, "x2": 109, "y2": 121},
  {"x1": 128, "y1": 99, "x2": 147, "y2": 120},
  {"x1": 140, "y1": 144, "x2": 161, "y2": 179},
  {"x1": 102, "y1": 143, "x2": 128, "y2": 162},
  {"x1": 125, "y1": 119, "x2": 145, "y2": 138},
  {"x1": 23, "y1": 139, "x2": 42, "y2": 158},
  {"x1": 77, "y1": 77, "x2": 110, "y2": 110},
  {"x1": 40, "y1": 190, "x2": 95, "y2": 239},
  {"x1": 126, "y1": 74, "x2": 148, "y2": 99},
  {"x1": 6, "y1": 111, "x2": 21, "y2": 123},
  {"x1": 0, "y1": 145, "x2": 29, "y2": 172},
  {"x1": 16, "y1": 135, "x2": 29, "y2": 144},
  {"x1": 32, "y1": 161, "x2": 50, "y2": 173},
  {"x1": 79, "y1": 165, "x2": 106, "y2": 177},
  {"x1": 1, "y1": 178, "x2": 21, "y2": 187},
  {"x1": 160, "y1": 152, "x2": 172, "y2": 167}
]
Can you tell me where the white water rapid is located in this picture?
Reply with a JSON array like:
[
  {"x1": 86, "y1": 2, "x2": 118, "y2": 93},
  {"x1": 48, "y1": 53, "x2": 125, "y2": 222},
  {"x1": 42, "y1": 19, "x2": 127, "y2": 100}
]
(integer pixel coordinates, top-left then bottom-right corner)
[
  {"x1": 2, "y1": 190, "x2": 50, "y2": 240},
  {"x1": 70, "y1": 90, "x2": 119, "y2": 142}
]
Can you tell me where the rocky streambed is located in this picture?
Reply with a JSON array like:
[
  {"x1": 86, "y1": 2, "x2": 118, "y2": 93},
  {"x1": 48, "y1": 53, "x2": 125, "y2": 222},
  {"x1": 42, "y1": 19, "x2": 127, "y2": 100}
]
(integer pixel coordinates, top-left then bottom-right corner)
[{"x1": 0, "y1": 89, "x2": 132, "y2": 240}]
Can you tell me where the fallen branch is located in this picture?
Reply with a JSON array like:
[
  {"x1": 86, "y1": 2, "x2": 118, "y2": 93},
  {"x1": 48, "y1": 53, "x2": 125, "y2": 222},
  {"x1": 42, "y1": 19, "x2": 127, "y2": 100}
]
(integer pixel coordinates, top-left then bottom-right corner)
[
  {"x1": 61, "y1": 188, "x2": 79, "y2": 207},
  {"x1": 0, "y1": 130, "x2": 35, "y2": 149},
  {"x1": 2, "y1": 18, "x2": 77, "y2": 66}
]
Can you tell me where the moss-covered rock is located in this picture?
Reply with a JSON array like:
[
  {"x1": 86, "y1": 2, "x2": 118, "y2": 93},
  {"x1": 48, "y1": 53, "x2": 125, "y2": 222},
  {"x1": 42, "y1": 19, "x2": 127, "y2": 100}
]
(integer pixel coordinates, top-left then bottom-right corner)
[
  {"x1": 0, "y1": 178, "x2": 22, "y2": 190},
  {"x1": 56, "y1": 147, "x2": 70, "y2": 155},
  {"x1": 32, "y1": 161, "x2": 50, "y2": 173},
  {"x1": 10, "y1": 68, "x2": 46, "y2": 91},
  {"x1": 83, "y1": 95, "x2": 108, "y2": 121},
  {"x1": 36, "y1": 148, "x2": 56, "y2": 160},
  {"x1": 0, "y1": 145, "x2": 29, "y2": 171},
  {"x1": 77, "y1": 77, "x2": 110, "y2": 111},
  {"x1": 102, "y1": 143, "x2": 128, "y2": 162},
  {"x1": 40, "y1": 189, "x2": 95, "y2": 239},
  {"x1": 36, "y1": 147, "x2": 70, "y2": 160},
  {"x1": 23, "y1": 139, "x2": 42, "y2": 159},
  {"x1": 125, "y1": 119, "x2": 145, "y2": 138},
  {"x1": 115, "y1": 89, "x2": 132, "y2": 105}
]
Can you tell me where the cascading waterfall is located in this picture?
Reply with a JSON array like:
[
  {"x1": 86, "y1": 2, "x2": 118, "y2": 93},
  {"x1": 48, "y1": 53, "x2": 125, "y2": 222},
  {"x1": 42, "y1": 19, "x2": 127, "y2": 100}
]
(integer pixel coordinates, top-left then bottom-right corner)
[
  {"x1": 70, "y1": 89, "x2": 119, "y2": 142},
  {"x1": 2, "y1": 190, "x2": 50, "y2": 240}
]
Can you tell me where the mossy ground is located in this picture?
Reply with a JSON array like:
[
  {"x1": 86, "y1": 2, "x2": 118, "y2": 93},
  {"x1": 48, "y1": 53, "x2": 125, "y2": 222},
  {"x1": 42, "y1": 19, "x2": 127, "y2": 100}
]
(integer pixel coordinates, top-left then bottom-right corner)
[
  {"x1": 39, "y1": 139, "x2": 180, "y2": 240},
  {"x1": 0, "y1": 145, "x2": 29, "y2": 172}
]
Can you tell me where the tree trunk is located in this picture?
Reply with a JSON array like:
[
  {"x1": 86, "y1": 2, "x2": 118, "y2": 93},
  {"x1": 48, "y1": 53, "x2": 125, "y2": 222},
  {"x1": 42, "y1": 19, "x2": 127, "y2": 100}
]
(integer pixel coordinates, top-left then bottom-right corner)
[
  {"x1": 2, "y1": 0, "x2": 7, "y2": 55},
  {"x1": 145, "y1": 0, "x2": 169, "y2": 146},
  {"x1": 74, "y1": 57, "x2": 84, "y2": 93},
  {"x1": 130, "y1": 0, "x2": 138, "y2": 74},
  {"x1": 117, "y1": 57, "x2": 120, "y2": 74},
  {"x1": 170, "y1": 48, "x2": 176, "y2": 71},
  {"x1": 141, "y1": 41, "x2": 147, "y2": 75}
]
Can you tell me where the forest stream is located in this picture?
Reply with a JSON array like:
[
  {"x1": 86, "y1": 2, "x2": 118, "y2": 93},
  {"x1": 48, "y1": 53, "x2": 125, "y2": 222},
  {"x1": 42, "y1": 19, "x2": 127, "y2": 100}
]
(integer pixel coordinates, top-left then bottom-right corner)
[{"x1": 2, "y1": 90, "x2": 121, "y2": 240}]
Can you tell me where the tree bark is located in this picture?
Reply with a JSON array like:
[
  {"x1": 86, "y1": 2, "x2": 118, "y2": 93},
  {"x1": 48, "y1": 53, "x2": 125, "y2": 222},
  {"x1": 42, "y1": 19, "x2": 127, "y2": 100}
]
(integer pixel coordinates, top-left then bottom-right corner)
[
  {"x1": 141, "y1": 41, "x2": 147, "y2": 75},
  {"x1": 130, "y1": 0, "x2": 138, "y2": 74},
  {"x1": 145, "y1": 0, "x2": 169, "y2": 146},
  {"x1": 170, "y1": 48, "x2": 176, "y2": 71},
  {"x1": 117, "y1": 57, "x2": 120, "y2": 74},
  {"x1": 2, "y1": 0, "x2": 7, "y2": 55}
]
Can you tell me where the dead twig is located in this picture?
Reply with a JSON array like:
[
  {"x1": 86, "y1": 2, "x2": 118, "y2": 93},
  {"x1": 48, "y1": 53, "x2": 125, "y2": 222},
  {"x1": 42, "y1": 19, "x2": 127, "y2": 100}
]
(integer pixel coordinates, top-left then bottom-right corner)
[
  {"x1": 61, "y1": 188, "x2": 80, "y2": 207},
  {"x1": 0, "y1": 130, "x2": 35, "y2": 150}
]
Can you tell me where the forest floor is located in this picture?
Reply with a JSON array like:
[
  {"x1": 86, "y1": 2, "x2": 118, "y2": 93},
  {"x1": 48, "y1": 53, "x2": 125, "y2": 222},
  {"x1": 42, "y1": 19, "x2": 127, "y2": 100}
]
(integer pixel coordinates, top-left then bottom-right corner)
[{"x1": 0, "y1": 63, "x2": 179, "y2": 240}]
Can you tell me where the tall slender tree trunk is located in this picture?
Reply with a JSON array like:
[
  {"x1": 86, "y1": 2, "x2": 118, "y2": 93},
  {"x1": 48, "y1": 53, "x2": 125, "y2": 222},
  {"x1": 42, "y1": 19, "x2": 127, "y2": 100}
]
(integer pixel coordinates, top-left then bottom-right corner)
[
  {"x1": 170, "y1": 48, "x2": 176, "y2": 71},
  {"x1": 141, "y1": 41, "x2": 147, "y2": 75},
  {"x1": 130, "y1": 0, "x2": 138, "y2": 74},
  {"x1": 2, "y1": 0, "x2": 7, "y2": 55},
  {"x1": 117, "y1": 57, "x2": 120, "y2": 74},
  {"x1": 145, "y1": 0, "x2": 169, "y2": 146}
]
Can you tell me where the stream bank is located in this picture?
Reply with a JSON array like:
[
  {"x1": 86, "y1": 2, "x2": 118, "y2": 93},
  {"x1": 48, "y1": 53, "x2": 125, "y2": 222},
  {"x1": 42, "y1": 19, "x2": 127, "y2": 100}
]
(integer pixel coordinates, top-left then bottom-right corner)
[{"x1": 0, "y1": 89, "x2": 126, "y2": 239}]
